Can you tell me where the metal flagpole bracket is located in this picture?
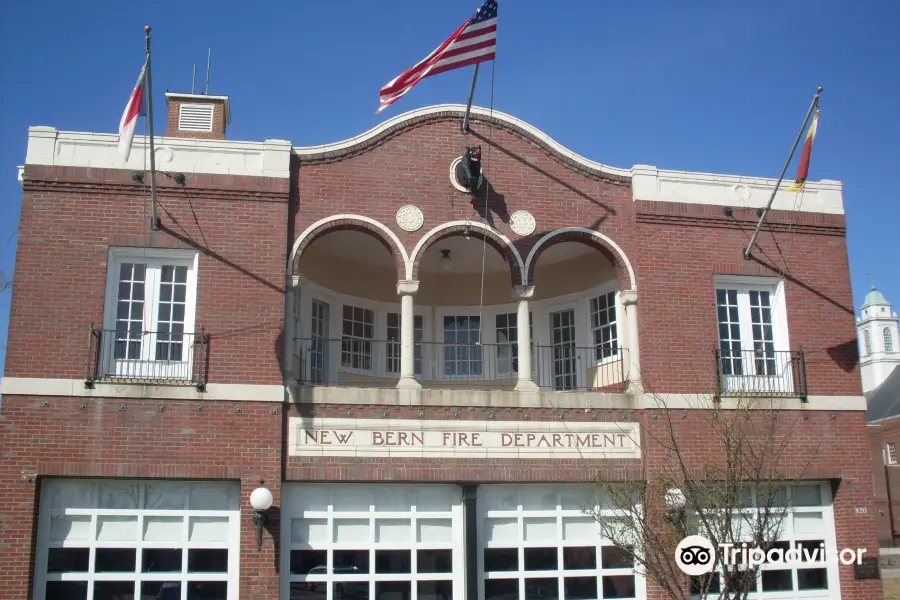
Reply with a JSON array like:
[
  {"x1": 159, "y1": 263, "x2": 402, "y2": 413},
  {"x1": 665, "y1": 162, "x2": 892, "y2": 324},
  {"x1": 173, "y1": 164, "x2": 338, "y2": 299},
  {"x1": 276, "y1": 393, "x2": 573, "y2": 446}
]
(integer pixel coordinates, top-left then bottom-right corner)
[{"x1": 743, "y1": 86, "x2": 822, "y2": 260}]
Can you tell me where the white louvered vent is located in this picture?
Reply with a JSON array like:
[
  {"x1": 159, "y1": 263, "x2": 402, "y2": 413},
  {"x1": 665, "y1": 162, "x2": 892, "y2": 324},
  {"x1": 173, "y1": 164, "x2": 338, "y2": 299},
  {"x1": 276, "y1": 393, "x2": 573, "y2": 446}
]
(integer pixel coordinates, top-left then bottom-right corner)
[{"x1": 178, "y1": 103, "x2": 215, "y2": 132}]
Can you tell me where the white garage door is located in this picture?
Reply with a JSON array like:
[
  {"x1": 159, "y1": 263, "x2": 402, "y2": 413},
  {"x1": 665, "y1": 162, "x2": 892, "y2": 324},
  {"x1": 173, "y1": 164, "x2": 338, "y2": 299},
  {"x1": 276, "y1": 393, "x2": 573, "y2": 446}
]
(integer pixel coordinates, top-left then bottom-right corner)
[
  {"x1": 33, "y1": 478, "x2": 241, "y2": 600},
  {"x1": 478, "y1": 484, "x2": 645, "y2": 600},
  {"x1": 282, "y1": 484, "x2": 465, "y2": 600}
]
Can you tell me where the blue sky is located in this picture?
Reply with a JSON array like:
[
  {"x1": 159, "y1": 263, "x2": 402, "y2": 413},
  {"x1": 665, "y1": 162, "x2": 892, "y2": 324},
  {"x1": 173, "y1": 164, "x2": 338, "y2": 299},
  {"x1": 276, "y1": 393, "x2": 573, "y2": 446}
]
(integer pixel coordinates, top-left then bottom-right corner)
[{"x1": 0, "y1": 0, "x2": 898, "y2": 378}]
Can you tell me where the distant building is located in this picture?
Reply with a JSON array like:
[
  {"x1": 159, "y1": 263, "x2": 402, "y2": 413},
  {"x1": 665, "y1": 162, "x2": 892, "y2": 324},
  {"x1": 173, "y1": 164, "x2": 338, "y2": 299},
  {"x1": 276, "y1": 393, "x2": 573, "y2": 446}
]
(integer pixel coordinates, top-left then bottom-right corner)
[
  {"x1": 864, "y1": 287, "x2": 900, "y2": 546},
  {"x1": 858, "y1": 286, "x2": 900, "y2": 394}
]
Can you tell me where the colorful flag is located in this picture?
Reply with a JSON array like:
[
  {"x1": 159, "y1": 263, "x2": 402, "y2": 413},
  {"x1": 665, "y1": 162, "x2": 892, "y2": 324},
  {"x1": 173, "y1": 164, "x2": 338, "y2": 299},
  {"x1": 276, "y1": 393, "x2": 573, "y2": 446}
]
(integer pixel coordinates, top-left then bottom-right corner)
[
  {"x1": 785, "y1": 109, "x2": 819, "y2": 192},
  {"x1": 377, "y1": 0, "x2": 498, "y2": 113},
  {"x1": 118, "y1": 63, "x2": 148, "y2": 162}
]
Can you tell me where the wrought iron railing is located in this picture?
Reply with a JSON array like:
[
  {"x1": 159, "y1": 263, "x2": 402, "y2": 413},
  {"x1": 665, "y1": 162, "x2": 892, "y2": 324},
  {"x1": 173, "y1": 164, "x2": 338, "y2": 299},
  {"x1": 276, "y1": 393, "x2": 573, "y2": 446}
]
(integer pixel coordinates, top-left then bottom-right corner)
[
  {"x1": 292, "y1": 337, "x2": 628, "y2": 392},
  {"x1": 85, "y1": 324, "x2": 209, "y2": 390},
  {"x1": 715, "y1": 348, "x2": 807, "y2": 400},
  {"x1": 533, "y1": 345, "x2": 628, "y2": 392}
]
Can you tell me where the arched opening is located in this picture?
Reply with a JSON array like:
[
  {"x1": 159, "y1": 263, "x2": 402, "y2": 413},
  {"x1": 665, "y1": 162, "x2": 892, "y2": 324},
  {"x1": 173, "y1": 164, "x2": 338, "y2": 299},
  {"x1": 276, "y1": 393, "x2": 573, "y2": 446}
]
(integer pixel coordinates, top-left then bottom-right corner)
[
  {"x1": 411, "y1": 226, "x2": 524, "y2": 388},
  {"x1": 524, "y1": 232, "x2": 632, "y2": 392},
  {"x1": 293, "y1": 226, "x2": 405, "y2": 388}
]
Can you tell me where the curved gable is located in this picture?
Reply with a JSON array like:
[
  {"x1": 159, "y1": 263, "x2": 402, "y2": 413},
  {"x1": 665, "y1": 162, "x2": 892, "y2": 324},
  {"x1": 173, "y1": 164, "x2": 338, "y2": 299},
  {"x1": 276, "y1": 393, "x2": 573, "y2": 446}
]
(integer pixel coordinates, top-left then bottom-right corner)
[{"x1": 292, "y1": 104, "x2": 632, "y2": 185}]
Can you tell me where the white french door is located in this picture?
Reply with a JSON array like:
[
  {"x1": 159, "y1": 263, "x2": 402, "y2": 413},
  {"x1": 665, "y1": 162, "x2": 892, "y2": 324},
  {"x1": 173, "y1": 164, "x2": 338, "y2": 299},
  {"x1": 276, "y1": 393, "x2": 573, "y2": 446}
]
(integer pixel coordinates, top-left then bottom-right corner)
[{"x1": 104, "y1": 254, "x2": 197, "y2": 381}]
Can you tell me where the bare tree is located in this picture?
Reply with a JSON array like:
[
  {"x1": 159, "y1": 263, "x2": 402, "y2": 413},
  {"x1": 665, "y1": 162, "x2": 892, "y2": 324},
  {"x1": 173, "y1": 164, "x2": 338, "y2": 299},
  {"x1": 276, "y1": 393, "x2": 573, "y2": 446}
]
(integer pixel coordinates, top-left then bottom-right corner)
[
  {"x1": 588, "y1": 382, "x2": 822, "y2": 600},
  {"x1": 0, "y1": 270, "x2": 10, "y2": 294}
]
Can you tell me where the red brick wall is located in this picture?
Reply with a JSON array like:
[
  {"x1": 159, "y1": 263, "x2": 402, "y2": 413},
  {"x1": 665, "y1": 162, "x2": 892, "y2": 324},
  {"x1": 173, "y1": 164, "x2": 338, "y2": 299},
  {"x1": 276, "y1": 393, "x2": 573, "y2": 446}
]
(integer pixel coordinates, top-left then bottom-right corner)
[
  {"x1": 4, "y1": 165, "x2": 290, "y2": 385},
  {"x1": 292, "y1": 113, "x2": 857, "y2": 396},
  {"x1": 165, "y1": 96, "x2": 228, "y2": 139},
  {"x1": 0, "y1": 397, "x2": 881, "y2": 600},
  {"x1": 868, "y1": 418, "x2": 900, "y2": 545},
  {"x1": 0, "y1": 396, "x2": 283, "y2": 600}
]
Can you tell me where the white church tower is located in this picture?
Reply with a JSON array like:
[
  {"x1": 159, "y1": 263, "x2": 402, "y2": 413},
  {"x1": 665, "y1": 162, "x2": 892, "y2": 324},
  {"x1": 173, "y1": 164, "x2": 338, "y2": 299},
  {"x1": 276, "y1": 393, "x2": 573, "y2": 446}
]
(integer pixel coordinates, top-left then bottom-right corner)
[{"x1": 857, "y1": 285, "x2": 900, "y2": 394}]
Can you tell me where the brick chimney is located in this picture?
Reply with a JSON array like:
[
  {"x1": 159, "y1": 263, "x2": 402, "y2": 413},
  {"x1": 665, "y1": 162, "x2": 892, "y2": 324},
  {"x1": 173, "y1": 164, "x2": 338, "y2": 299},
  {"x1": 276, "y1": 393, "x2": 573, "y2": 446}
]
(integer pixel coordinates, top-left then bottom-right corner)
[{"x1": 164, "y1": 92, "x2": 231, "y2": 140}]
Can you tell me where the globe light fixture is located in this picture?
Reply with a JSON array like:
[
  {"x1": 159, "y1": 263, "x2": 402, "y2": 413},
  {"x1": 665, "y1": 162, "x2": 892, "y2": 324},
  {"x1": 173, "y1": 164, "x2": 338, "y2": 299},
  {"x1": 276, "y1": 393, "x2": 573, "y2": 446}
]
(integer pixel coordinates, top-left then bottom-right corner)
[{"x1": 250, "y1": 487, "x2": 274, "y2": 551}]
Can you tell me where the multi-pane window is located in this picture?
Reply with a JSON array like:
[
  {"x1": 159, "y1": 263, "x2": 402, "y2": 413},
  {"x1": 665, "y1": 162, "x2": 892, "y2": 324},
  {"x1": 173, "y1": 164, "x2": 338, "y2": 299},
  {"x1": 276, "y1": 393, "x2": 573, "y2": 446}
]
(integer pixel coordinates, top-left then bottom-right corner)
[
  {"x1": 888, "y1": 443, "x2": 898, "y2": 465},
  {"x1": 104, "y1": 250, "x2": 197, "y2": 381},
  {"x1": 283, "y1": 484, "x2": 461, "y2": 600},
  {"x1": 715, "y1": 285, "x2": 779, "y2": 377},
  {"x1": 35, "y1": 479, "x2": 239, "y2": 600},
  {"x1": 444, "y1": 316, "x2": 482, "y2": 377},
  {"x1": 495, "y1": 312, "x2": 535, "y2": 376},
  {"x1": 589, "y1": 292, "x2": 618, "y2": 360},
  {"x1": 342, "y1": 305, "x2": 374, "y2": 370},
  {"x1": 480, "y1": 485, "x2": 639, "y2": 600},
  {"x1": 885, "y1": 328, "x2": 894, "y2": 353},
  {"x1": 386, "y1": 313, "x2": 423, "y2": 376},
  {"x1": 689, "y1": 484, "x2": 835, "y2": 598},
  {"x1": 309, "y1": 300, "x2": 330, "y2": 383},
  {"x1": 863, "y1": 330, "x2": 872, "y2": 356}
]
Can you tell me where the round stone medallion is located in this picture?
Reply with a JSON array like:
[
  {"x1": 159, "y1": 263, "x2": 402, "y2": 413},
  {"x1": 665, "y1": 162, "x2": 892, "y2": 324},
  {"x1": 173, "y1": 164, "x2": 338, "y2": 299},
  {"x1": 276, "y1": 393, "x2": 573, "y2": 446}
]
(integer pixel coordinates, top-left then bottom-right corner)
[
  {"x1": 396, "y1": 205, "x2": 424, "y2": 232},
  {"x1": 509, "y1": 210, "x2": 537, "y2": 236}
]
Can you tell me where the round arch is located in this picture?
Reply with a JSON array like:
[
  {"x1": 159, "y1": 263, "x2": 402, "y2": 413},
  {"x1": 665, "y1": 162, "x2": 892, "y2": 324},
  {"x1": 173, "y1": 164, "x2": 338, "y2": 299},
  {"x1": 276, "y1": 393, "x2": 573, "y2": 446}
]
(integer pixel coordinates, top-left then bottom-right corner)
[
  {"x1": 524, "y1": 227, "x2": 636, "y2": 290},
  {"x1": 409, "y1": 221, "x2": 526, "y2": 285},
  {"x1": 288, "y1": 215, "x2": 412, "y2": 280}
]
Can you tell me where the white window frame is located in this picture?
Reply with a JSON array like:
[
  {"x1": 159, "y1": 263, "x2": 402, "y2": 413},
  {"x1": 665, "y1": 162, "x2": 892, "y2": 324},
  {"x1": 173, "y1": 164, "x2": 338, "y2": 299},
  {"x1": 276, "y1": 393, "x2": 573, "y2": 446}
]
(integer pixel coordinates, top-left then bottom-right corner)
[
  {"x1": 436, "y1": 307, "x2": 488, "y2": 381},
  {"x1": 884, "y1": 327, "x2": 894, "y2": 353},
  {"x1": 478, "y1": 484, "x2": 646, "y2": 600},
  {"x1": 713, "y1": 276, "x2": 792, "y2": 395},
  {"x1": 383, "y1": 305, "x2": 429, "y2": 378},
  {"x1": 888, "y1": 443, "x2": 898, "y2": 465},
  {"x1": 863, "y1": 329, "x2": 872, "y2": 356},
  {"x1": 689, "y1": 482, "x2": 838, "y2": 599},
  {"x1": 102, "y1": 247, "x2": 199, "y2": 381},
  {"x1": 33, "y1": 478, "x2": 240, "y2": 600},
  {"x1": 340, "y1": 301, "x2": 378, "y2": 374},
  {"x1": 280, "y1": 484, "x2": 465, "y2": 600},
  {"x1": 588, "y1": 286, "x2": 622, "y2": 364}
]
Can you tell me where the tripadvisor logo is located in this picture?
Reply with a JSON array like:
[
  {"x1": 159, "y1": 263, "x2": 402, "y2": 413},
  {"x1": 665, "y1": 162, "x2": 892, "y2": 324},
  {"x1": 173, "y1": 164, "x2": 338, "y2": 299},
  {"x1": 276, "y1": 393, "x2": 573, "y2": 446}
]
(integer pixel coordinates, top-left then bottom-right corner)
[{"x1": 675, "y1": 535, "x2": 868, "y2": 576}]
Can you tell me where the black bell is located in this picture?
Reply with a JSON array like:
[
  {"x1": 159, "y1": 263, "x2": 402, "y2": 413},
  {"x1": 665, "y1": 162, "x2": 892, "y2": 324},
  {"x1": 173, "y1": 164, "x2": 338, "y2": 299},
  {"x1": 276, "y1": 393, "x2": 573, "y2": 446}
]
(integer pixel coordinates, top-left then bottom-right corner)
[{"x1": 455, "y1": 146, "x2": 482, "y2": 192}]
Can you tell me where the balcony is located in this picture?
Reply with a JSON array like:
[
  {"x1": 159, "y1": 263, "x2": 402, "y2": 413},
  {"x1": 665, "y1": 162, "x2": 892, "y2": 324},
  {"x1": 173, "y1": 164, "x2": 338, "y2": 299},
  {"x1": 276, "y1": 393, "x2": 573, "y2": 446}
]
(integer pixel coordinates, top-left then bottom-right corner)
[
  {"x1": 715, "y1": 348, "x2": 808, "y2": 400},
  {"x1": 85, "y1": 326, "x2": 209, "y2": 390},
  {"x1": 293, "y1": 338, "x2": 628, "y2": 392}
]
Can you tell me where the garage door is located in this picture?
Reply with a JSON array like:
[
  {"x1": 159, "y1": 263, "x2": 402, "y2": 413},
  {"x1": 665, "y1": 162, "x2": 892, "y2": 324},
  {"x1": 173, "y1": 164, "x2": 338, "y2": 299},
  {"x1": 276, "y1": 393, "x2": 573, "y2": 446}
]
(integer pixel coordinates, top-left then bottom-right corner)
[
  {"x1": 282, "y1": 483, "x2": 464, "y2": 600},
  {"x1": 33, "y1": 478, "x2": 241, "y2": 600},
  {"x1": 478, "y1": 484, "x2": 644, "y2": 600}
]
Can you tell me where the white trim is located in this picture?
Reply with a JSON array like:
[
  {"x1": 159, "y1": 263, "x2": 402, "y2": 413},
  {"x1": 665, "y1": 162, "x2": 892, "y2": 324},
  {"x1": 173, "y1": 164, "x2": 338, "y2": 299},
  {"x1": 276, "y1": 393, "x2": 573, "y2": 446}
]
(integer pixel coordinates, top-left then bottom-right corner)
[
  {"x1": 409, "y1": 220, "x2": 526, "y2": 284},
  {"x1": 524, "y1": 227, "x2": 636, "y2": 290},
  {"x1": 24, "y1": 126, "x2": 291, "y2": 178},
  {"x1": 0, "y1": 377, "x2": 868, "y2": 412},
  {"x1": 0, "y1": 377, "x2": 284, "y2": 401},
  {"x1": 288, "y1": 214, "x2": 412, "y2": 279}
]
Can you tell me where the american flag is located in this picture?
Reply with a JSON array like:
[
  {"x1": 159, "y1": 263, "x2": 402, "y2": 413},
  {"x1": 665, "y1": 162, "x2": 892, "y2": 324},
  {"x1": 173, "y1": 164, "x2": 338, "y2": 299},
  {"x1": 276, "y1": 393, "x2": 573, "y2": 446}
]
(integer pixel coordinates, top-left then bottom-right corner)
[{"x1": 377, "y1": 0, "x2": 498, "y2": 113}]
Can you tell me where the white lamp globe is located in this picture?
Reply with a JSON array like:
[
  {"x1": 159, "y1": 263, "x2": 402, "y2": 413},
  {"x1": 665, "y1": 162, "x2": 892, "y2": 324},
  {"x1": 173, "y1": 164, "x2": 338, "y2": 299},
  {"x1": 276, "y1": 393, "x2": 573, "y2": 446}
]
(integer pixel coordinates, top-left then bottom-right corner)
[
  {"x1": 665, "y1": 487, "x2": 686, "y2": 510},
  {"x1": 250, "y1": 487, "x2": 274, "y2": 511}
]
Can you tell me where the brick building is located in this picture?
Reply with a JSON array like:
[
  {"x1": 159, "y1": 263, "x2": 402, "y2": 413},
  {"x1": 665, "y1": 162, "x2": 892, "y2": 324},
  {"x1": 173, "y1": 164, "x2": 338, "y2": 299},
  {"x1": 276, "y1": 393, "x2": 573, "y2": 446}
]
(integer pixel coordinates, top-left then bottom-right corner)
[{"x1": 0, "y1": 92, "x2": 881, "y2": 600}]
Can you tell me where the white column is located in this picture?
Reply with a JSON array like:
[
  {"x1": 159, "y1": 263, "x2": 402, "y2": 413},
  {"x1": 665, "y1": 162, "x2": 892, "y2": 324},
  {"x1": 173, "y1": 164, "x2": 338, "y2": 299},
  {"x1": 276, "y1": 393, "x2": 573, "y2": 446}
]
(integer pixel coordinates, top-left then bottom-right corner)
[
  {"x1": 513, "y1": 285, "x2": 539, "y2": 393},
  {"x1": 620, "y1": 289, "x2": 642, "y2": 393},
  {"x1": 397, "y1": 280, "x2": 422, "y2": 390}
]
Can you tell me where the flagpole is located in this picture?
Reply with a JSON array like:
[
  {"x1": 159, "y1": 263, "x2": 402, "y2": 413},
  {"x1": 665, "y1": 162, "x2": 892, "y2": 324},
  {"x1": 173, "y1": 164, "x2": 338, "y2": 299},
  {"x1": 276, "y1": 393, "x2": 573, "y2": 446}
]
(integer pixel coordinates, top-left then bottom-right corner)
[
  {"x1": 145, "y1": 25, "x2": 160, "y2": 231},
  {"x1": 743, "y1": 86, "x2": 822, "y2": 260},
  {"x1": 461, "y1": 63, "x2": 480, "y2": 134}
]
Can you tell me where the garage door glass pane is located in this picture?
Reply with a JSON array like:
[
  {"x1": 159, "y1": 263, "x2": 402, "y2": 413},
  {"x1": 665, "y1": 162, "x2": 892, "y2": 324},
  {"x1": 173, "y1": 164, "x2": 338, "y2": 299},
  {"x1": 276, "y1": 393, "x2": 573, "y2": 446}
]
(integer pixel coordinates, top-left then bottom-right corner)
[
  {"x1": 36, "y1": 479, "x2": 239, "y2": 600},
  {"x1": 283, "y1": 484, "x2": 460, "y2": 600}
]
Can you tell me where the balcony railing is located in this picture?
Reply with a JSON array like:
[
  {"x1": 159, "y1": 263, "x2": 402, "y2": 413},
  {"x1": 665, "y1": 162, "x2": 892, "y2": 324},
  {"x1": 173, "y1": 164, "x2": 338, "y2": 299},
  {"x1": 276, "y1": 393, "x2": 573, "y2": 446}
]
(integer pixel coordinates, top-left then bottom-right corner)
[
  {"x1": 715, "y1": 348, "x2": 807, "y2": 400},
  {"x1": 293, "y1": 337, "x2": 628, "y2": 392},
  {"x1": 85, "y1": 325, "x2": 209, "y2": 390}
]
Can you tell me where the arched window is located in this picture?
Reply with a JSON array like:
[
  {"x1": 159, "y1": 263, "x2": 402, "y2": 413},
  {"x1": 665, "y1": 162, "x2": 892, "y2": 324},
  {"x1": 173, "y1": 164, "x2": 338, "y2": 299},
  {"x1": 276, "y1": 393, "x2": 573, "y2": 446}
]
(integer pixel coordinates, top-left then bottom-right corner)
[
  {"x1": 886, "y1": 328, "x2": 895, "y2": 353},
  {"x1": 864, "y1": 330, "x2": 871, "y2": 356}
]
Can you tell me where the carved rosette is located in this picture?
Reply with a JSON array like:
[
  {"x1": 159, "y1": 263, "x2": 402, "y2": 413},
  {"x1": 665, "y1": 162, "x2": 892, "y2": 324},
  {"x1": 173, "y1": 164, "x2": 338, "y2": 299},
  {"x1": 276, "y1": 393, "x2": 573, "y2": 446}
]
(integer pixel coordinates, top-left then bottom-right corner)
[
  {"x1": 395, "y1": 205, "x2": 424, "y2": 232},
  {"x1": 509, "y1": 210, "x2": 537, "y2": 237}
]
